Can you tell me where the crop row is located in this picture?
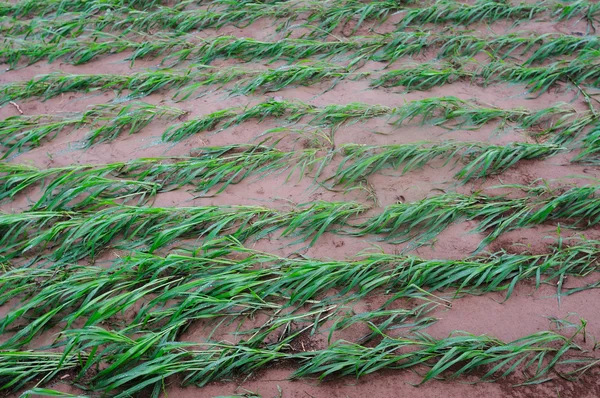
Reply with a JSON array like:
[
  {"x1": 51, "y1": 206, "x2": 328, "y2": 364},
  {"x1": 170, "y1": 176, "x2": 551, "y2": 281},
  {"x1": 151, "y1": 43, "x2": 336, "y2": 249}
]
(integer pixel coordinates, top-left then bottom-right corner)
[
  {"x1": 2, "y1": 183, "x2": 600, "y2": 264},
  {"x1": 4, "y1": 31, "x2": 600, "y2": 68},
  {"x1": 2, "y1": 0, "x2": 598, "y2": 38},
  {"x1": 0, "y1": 140, "x2": 564, "y2": 210},
  {"x1": 0, "y1": 236, "x2": 596, "y2": 393},
  {"x1": 3, "y1": 56, "x2": 600, "y2": 107},
  {"x1": 2, "y1": 97, "x2": 592, "y2": 157}
]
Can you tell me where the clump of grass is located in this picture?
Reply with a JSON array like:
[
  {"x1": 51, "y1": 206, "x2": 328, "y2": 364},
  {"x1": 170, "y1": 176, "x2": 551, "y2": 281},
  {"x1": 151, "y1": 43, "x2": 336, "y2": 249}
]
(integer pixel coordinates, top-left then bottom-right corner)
[
  {"x1": 438, "y1": 32, "x2": 600, "y2": 65},
  {"x1": 2, "y1": 233, "x2": 597, "y2": 351},
  {"x1": 455, "y1": 142, "x2": 563, "y2": 181},
  {"x1": 114, "y1": 0, "x2": 412, "y2": 36},
  {"x1": 301, "y1": 0, "x2": 411, "y2": 35},
  {"x1": 353, "y1": 192, "x2": 484, "y2": 244},
  {"x1": 528, "y1": 107, "x2": 597, "y2": 145},
  {"x1": 13, "y1": 234, "x2": 599, "y2": 307},
  {"x1": 0, "y1": 33, "x2": 195, "y2": 68},
  {"x1": 0, "y1": 144, "x2": 324, "y2": 210},
  {"x1": 82, "y1": 102, "x2": 187, "y2": 145},
  {"x1": 374, "y1": 57, "x2": 600, "y2": 93},
  {"x1": 435, "y1": 33, "x2": 493, "y2": 60},
  {"x1": 6, "y1": 96, "x2": 580, "y2": 153},
  {"x1": 167, "y1": 97, "x2": 589, "y2": 145},
  {"x1": 571, "y1": 122, "x2": 600, "y2": 163},
  {"x1": 4, "y1": 183, "x2": 597, "y2": 259},
  {"x1": 389, "y1": 96, "x2": 530, "y2": 128},
  {"x1": 380, "y1": 236, "x2": 600, "y2": 299},
  {"x1": 7, "y1": 23, "x2": 599, "y2": 68},
  {"x1": 352, "y1": 184, "x2": 600, "y2": 250},
  {"x1": 8, "y1": 0, "x2": 569, "y2": 47},
  {"x1": 552, "y1": 0, "x2": 600, "y2": 33},
  {"x1": 0, "y1": 205, "x2": 266, "y2": 262},
  {"x1": 163, "y1": 99, "x2": 393, "y2": 141},
  {"x1": 0, "y1": 113, "x2": 84, "y2": 158},
  {"x1": 185, "y1": 35, "x2": 372, "y2": 65},
  {"x1": 482, "y1": 59, "x2": 600, "y2": 93},
  {"x1": 0, "y1": 138, "x2": 561, "y2": 214},
  {"x1": 0, "y1": 200, "x2": 367, "y2": 262},
  {"x1": 309, "y1": 102, "x2": 392, "y2": 126},
  {"x1": 1, "y1": 32, "x2": 379, "y2": 68},
  {"x1": 0, "y1": 73, "x2": 131, "y2": 105},
  {"x1": 372, "y1": 63, "x2": 466, "y2": 91},
  {"x1": 1, "y1": 63, "x2": 357, "y2": 105},
  {"x1": 112, "y1": 6, "x2": 261, "y2": 33},
  {"x1": 0, "y1": 351, "x2": 80, "y2": 392},
  {"x1": 293, "y1": 330, "x2": 582, "y2": 382},
  {"x1": 520, "y1": 33, "x2": 600, "y2": 65},
  {"x1": 476, "y1": 184, "x2": 600, "y2": 252},
  {"x1": 229, "y1": 62, "x2": 360, "y2": 96},
  {"x1": 0, "y1": 0, "x2": 165, "y2": 18},
  {"x1": 369, "y1": 31, "x2": 432, "y2": 61},
  {"x1": 3, "y1": 57, "x2": 598, "y2": 105},
  {"x1": 109, "y1": 0, "x2": 560, "y2": 39},
  {"x1": 0, "y1": 102, "x2": 185, "y2": 157},
  {"x1": 397, "y1": 0, "x2": 546, "y2": 28},
  {"x1": 0, "y1": 13, "x2": 105, "y2": 41},
  {"x1": 0, "y1": 242, "x2": 332, "y2": 347},
  {"x1": 162, "y1": 99, "x2": 312, "y2": 141},
  {"x1": 5, "y1": 327, "x2": 582, "y2": 395},
  {"x1": 334, "y1": 141, "x2": 562, "y2": 185}
]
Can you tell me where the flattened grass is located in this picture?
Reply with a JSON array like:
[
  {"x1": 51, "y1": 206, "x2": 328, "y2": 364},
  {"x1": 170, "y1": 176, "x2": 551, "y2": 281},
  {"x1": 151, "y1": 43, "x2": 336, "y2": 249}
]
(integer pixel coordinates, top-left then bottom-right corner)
[
  {"x1": 3, "y1": 56, "x2": 599, "y2": 107},
  {"x1": 0, "y1": 327, "x2": 584, "y2": 394},
  {"x1": 0, "y1": 144, "x2": 324, "y2": 210},
  {"x1": 573, "y1": 123, "x2": 600, "y2": 163},
  {"x1": 5, "y1": 28, "x2": 600, "y2": 68},
  {"x1": 3, "y1": 183, "x2": 600, "y2": 261},
  {"x1": 334, "y1": 141, "x2": 562, "y2": 186},
  {"x1": 353, "y1": 184, "x2": 600, "y2": 250},
  {"x1": 374, "y1": 57, "x2": 600, "y2": 93},
  {"x1": 0, "y1": 102, "x2": 185, "y2": 156},
  {"x1": 3, "y1": 237, "x2": 597, "y2": 349},
  {"x1": 3, "y1": 96, "x2": 588, "y2": 155},
  {"x1": 0, "y1": 200, "x2": 367, "y2": 262},
  {"x1": 0, "y1": 63, "x2": 359, "y2": 104},
  {"x1": 2, "y1": 0, "x2": 600, "y2": 394}
]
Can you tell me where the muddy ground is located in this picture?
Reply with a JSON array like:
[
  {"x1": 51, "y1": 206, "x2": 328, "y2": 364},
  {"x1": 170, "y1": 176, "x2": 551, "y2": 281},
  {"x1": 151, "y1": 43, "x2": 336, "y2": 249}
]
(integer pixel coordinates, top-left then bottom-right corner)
[{"x1": 2, "y1": 2, "x2": 600, "y2": 397}]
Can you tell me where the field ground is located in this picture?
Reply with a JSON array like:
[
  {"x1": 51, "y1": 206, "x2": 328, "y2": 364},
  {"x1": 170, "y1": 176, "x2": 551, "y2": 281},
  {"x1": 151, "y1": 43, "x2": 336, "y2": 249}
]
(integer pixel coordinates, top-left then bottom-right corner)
[{"x1": 2, "y1": 0, "x2": 600, "y2": 397}]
